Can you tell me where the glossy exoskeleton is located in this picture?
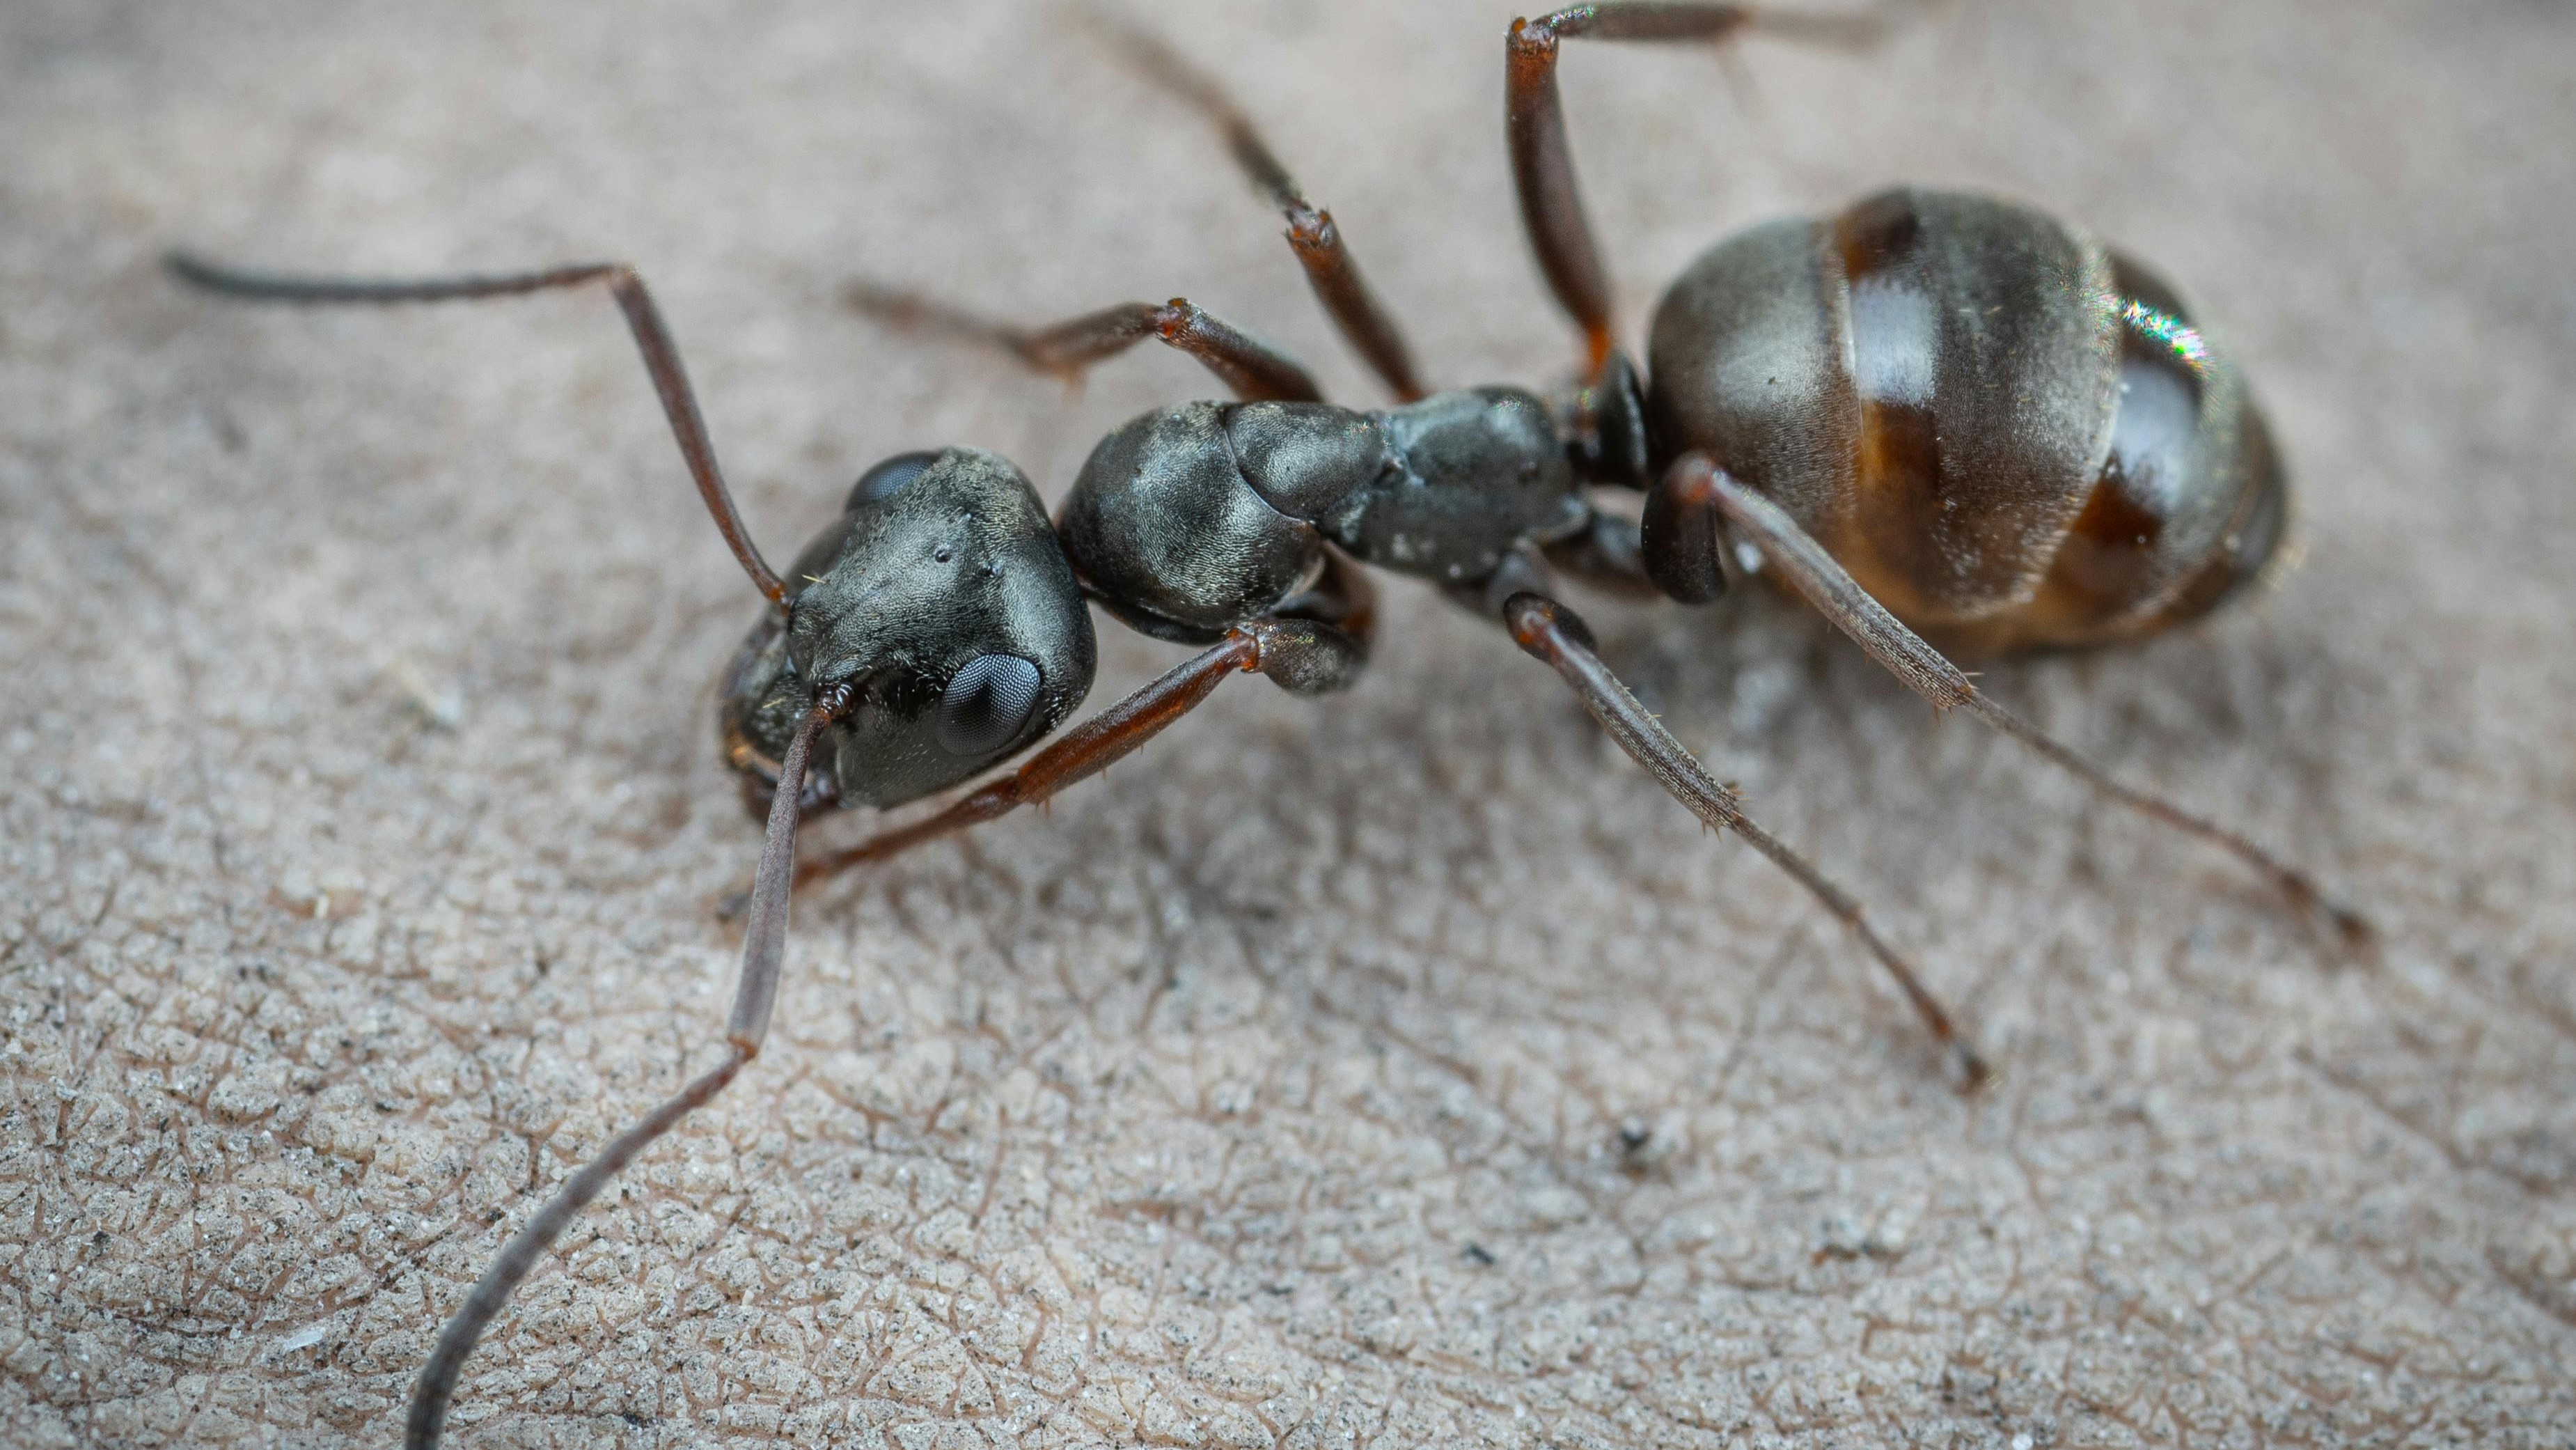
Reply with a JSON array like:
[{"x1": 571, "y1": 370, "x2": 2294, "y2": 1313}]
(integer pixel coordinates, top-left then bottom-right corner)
[
  {"x1": 167, "y1": 7, "x2": 2360, "y2": 1445},
  {"x1": 1642, "y1": 189, "x2": 2286, "y2": 654}
]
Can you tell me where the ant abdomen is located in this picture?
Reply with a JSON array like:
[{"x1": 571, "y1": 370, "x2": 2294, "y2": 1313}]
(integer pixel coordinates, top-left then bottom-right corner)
[{"x1": 1647, "y1": 186, "x2": 2287, "y2": 653}]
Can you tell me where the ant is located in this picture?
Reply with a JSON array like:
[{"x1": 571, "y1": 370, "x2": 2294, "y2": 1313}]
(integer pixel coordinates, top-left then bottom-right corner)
[{"x1": 168, "y1": 6, "x2": 2369, "y2": 1444}]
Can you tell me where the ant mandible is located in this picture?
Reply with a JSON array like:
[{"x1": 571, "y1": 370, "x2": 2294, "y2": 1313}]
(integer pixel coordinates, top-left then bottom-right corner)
[{"x1": 168, "y1": 6, "x2": 2368, "y2": 1444}]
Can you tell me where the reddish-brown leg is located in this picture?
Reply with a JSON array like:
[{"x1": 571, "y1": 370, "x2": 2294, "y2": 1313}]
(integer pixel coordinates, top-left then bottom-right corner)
[
  {"x1": 1674, "y1": 454, "x2": 2373, "y2": 948},
  {"x1": 1089, "y1": 14, "x2": 1428, "y2": 402},
  {"x1": 792, "y1": 606, "x2": 1370, "y2": 891},
  {"x1": 1505, "y1": 590, "x2": 1988, "y2": 1089},
  {"x1": 798, "y1": 632, "x2": 1258, "y2": 887},
  {"x1": 847, "y1": 285, "x2": 1324, "y2": 403},
  {"x1": 1505, "y1": 4, "x2": 1889, "y2": 377}
]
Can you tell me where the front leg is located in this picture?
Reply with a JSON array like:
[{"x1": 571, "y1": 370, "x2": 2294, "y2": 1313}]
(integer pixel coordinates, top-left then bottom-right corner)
[
  {"x1": 792, "y1": 606, "x2": 1370, "y2": 893},
  {"x1": 788, "y1": 543, "x2": 1383, "y2": 896}
]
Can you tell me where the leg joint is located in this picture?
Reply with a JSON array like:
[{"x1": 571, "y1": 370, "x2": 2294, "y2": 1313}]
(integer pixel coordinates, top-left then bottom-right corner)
[{"x1": 1242, "y1": 617, "x2": 1369, "y2": 696}]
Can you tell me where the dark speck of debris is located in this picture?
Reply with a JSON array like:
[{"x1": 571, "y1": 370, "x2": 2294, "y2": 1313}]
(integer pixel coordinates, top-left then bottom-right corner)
[
  {"x1": 621, "y1": 1412, "x2": 652, "y2": 1429},
  {"x1": 1617, "y1": 1117, "x2": 1670, "y2": 1174},
  {"x1": 1463, "y1": 1242, "x2": 1495, "y2": 1266}
]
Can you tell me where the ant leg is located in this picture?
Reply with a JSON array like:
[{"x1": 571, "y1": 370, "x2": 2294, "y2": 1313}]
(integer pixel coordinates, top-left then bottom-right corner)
[
  {"x1": 164, "y1": 253, "x2": 789, "y2": 605},
  {"x1": 1505, "y1": 4, "x2": 1886, "y2": 375},
  {"x1": 1088, "y1": 15, "x2": 1428, "y2": 401},
  {"x1": 1667, "y1": 455, "x2": 2374, "y2": 947},
  {"x1": 407, "y1": 698, "x2": 840, "y2": 1449},
  {"x1": 1504, "y1": 590, "x2": 1988, "y2": 1089},
  {"x1": 799, "y1": 632, "x2": 1256, "y2": 887},
  {"x1": 794, "y1": 612, "x2": 1366, "y2": 889},
  {"x1": 846, "y1": 286, "x2": 1323, "y2": 403}
]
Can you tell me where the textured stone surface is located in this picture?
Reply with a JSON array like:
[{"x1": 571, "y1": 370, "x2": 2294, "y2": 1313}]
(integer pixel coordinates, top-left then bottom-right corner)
[{"x1": 4, "y1": 1, "x2": 2573, "y2": 1445}]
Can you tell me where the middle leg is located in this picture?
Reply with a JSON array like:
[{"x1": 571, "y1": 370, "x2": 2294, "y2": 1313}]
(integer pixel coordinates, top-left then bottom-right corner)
[
  {"x1": 846, "y1": 286, "x2": 1325, "y2": 403},
  {"x1": 1504, "y1": 588, "x2": 1988, "y2": 1087},
  {"x1": 1090, "y1": 13, "x2": 1429, "y2": 403}
]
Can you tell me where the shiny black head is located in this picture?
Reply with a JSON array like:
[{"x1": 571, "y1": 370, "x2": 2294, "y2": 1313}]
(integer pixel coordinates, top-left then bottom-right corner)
[{"x1": 722, "y1": 447, "x2": 1096, "y2": 810}]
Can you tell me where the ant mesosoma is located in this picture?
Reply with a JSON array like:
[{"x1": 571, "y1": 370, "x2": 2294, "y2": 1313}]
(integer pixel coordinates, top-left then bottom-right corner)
[{"x1": 168, "y1": 6, "x2": 2368, "y2": 1444}]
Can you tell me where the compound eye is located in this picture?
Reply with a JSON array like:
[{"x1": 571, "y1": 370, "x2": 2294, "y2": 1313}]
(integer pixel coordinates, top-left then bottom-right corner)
[
  {"x1": 847, "y1": 450, "x2": 943, "y2": 510},
  {"x1": 936, "y1": 654, "x2": 1044, "y2": 756}
]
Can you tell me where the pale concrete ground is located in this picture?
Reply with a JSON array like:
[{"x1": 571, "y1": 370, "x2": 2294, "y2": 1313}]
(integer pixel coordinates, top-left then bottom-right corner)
[{"x1": 4, "y1": 0, "x2": 2573, "y2": 1445}]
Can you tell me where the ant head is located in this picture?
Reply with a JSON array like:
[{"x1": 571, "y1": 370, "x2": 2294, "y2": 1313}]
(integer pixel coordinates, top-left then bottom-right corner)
[{"x1": 775, "y1": 448, "x2": 1096, "y2": 808}]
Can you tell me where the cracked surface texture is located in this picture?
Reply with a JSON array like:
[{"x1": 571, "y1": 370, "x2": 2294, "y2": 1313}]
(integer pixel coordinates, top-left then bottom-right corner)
[{"x1": 5, "y1": 1, "x2": 2574, "y2": 1445}]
